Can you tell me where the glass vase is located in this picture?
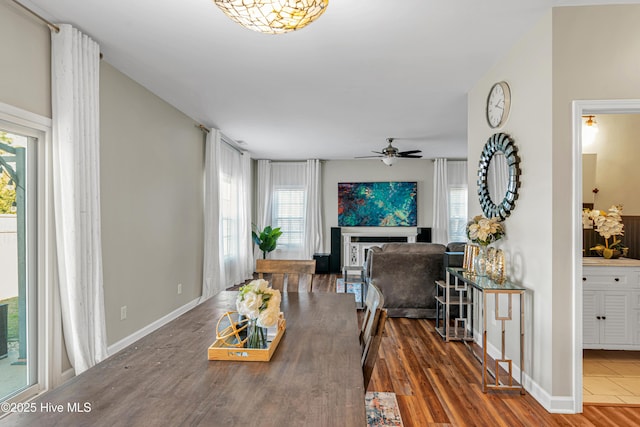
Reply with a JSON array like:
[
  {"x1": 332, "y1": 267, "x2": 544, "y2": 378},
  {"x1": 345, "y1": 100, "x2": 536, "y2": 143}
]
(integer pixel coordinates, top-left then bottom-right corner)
[
  {"x1": 484, "y1": 247, "x2": 496, "y2": 278},
  {"x1": 474, "y1": 245, "x2": 489, "y2": 277},
  {"x1": 490, "y1": 249, "x2": 506, "y2": 283},
  {"x1": 246, "y1": 318, "x2": 268, "y2": 349}
]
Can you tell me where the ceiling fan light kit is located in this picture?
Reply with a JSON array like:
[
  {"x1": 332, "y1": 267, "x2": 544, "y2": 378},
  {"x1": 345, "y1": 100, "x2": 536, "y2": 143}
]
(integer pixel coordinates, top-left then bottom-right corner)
[
  {"x1": 382, "y1": 156, "x2": 396, "y2": 166},
  {"x1": 356, "y1": 138, "x2": 423, "y2": 166},
  {"x1": 214, "y1": 0, "x2": 329, "y2": 34}
]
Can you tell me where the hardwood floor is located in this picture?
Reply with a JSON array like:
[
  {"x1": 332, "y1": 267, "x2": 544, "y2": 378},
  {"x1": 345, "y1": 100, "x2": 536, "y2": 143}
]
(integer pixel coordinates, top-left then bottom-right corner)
[{"x1": 306, "y1": 273, "x2": 640, "y2": 426}]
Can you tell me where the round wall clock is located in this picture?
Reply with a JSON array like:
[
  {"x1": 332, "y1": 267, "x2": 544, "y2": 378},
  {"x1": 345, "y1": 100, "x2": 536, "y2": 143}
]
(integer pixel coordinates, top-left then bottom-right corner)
[{"x1": 486, "y1": 81, "x2": 511, "y2": 129}]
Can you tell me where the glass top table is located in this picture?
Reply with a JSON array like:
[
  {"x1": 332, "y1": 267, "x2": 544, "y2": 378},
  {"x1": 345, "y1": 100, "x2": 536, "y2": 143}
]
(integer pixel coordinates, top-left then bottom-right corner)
[
  {"x1": 447, "y1": 267, "x2": 527, "y2": 291},
  {"x1": 437, "y1": 267, "x2": 526, "y2": 394}
]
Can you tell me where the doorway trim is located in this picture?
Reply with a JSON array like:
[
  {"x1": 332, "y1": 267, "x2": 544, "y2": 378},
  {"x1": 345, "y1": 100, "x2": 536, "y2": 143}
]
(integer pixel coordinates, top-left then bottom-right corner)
[{"x1": 572, "y1": 99, "x2": 640, "y2": 413}]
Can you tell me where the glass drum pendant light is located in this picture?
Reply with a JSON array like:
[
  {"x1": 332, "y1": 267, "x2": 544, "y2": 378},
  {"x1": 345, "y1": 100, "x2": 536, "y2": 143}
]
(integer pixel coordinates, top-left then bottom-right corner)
[
  {"x1": 214, "y1": 0, "x2": 329, "y2": 34},
  {"x1": 582, "y1": 115, "x2": 599, "y2": 147}
]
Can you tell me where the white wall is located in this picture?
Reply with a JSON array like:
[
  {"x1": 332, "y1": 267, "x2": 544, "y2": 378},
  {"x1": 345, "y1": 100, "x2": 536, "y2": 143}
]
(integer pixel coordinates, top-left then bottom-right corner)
[
  {"x1": 582, "y1": 114, "x2": 640, "y2": 215},
  {"x1": 468, "y1": 12, "x2": 554, "y2": 402},
  {"x1": 321, "y1": 159, "x2": 435, "y2": 253},
  {"x1": 100, "y1": 62, "x2": 204, "y2": 345}
]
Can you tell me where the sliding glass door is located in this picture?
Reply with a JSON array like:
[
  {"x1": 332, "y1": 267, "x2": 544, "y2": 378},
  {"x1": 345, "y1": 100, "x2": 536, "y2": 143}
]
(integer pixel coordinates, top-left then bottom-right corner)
[{"x1": 0, "y1": 127, "x2": 37, "y2": 402}]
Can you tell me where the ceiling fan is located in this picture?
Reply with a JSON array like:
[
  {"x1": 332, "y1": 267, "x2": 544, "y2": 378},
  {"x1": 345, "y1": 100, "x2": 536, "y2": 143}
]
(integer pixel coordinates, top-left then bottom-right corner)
[{"x1": 357, "y1": 138, "x2": 423, "y2": 166}]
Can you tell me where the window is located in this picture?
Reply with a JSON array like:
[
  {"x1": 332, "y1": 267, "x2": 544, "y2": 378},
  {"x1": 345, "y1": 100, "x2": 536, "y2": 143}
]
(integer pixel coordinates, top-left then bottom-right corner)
[
  {"x1": 220, "y1": 173, "x2": 237, "y2": 260},
  {"x1": 449, "y1": 186, "x2": 468, "y2": 242},
  {"x1": 214, "y1": 140, "x2": 252, "y2": 287},
  {"x1": 272, "y1": 188, "x2": 305, "y2": 249}
]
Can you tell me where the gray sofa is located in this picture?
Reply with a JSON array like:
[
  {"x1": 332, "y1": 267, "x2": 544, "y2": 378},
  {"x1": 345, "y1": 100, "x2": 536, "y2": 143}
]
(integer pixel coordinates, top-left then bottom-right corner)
[{"x1": 364, "y1": 242, "x2": 464, "y2": 318}]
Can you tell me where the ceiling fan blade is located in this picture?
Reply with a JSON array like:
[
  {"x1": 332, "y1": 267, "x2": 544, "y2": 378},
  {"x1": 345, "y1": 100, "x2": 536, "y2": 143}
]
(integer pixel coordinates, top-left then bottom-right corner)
[{"x1": 358, "y1": 140, "x2": 423, "y2": 160}]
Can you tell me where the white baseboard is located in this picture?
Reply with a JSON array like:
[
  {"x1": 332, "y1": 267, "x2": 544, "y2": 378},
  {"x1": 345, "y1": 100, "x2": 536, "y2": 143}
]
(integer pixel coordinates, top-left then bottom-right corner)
[
  {"x1": 480, "y1": 333, "x2": 578, "y2": 413},
  {"x1": 107, "y1": 297, "x2": 201, "y2": 356},
  {"x1": 60, "y1": 367, "x2": 75, "y2": 384},
  {"x1": 521, "y1": 371, "x2": 576, "y2": 413}
]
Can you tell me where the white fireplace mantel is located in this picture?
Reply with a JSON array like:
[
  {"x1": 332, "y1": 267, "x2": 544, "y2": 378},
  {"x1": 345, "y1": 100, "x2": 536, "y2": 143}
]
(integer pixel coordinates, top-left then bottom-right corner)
[{"x1": 342, "y1": 230, "x2": 417, "y2": 267}]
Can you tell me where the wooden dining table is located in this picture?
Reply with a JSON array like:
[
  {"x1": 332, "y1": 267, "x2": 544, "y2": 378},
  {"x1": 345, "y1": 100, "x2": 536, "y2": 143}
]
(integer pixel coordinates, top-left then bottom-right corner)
[{"x1": 3, "y1": 292, "x2": 366, "y2": 427}]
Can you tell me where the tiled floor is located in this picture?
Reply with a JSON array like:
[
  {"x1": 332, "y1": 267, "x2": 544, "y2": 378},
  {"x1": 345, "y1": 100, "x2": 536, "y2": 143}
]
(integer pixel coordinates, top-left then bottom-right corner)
[{"x1": 583, "y1": 350, "x2": 640, "y2": 405}]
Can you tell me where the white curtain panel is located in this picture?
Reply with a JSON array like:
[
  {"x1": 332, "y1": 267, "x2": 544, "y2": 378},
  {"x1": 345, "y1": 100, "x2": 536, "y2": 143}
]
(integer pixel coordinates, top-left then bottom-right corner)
[
  {"x1": 304, "y1": 159, "x2": 324, "y2": 259},
  {"x1": 201, "y1": 130, "x2": 224, "y2": 301},
  {"x1": 447, "y1": 160, "x2": 468, "y2": 241},
  {"x1": 219, "y1": 141, "x2": 253, "y2": 285},
  {"x1": 432, "y1": 158, "x2": 449, "y2": 244},
  {"x1": 240, "y1": 152, "x2": 254, "y2": 278},
  {"x1": 51, "y1": 24, "x2": 107, "y2": 374},
  {"x1": 254, "y1": 160, "x2": 272, "y2": 260},
  {"x1": 270, "y1": 162, "x2": 307, "y2": 259},
  {"x1": 448, "y1": 160, "x2": 468, "y2": 187}
]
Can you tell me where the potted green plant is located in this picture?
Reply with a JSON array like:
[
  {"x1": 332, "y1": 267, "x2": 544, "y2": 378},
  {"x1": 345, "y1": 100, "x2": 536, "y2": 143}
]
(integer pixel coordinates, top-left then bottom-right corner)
[{"x1": 252, "y1": 225, "x2": 283, "y2": 259}]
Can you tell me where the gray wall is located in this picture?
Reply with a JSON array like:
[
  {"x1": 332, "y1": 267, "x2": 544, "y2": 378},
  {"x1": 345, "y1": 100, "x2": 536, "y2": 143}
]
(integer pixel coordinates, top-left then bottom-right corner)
[
  {"x1": 0, "y1": 0, "x2": 72, "y2": 374},
  {"x1": 551, "y1": 4, "x2": 640, "y2": 397},
  {"x1": 582, "y1": 114, "x2": 640, "y2": 214},
  {"x1": 100, "y1": 62, "x2": 204, "y2": 345},
  {"x1": 469, "y1": 3, "x2": 640, "y2": 405},
  {"x1": 0, "y1": 0, "x2": 206, "y2": 351},
  {"x1": 468, "y1": 11, "x2": 553, "y2": 398},
  {"x1": 0, "y1": 1, "x2": 50, "y2": 117}
]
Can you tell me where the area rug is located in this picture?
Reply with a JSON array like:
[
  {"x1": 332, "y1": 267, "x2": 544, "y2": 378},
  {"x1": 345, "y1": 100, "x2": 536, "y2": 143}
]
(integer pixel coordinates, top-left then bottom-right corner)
[{"x1": 366, "y1": 392, "x2": 404, "y2": 427}]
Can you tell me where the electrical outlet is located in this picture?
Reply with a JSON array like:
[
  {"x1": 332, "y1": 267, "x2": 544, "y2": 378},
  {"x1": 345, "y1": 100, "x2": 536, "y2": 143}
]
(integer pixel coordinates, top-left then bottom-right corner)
[
  {"x1": 120, "y1": 306, "x2": 127, "y2": 321},
  {"x1": 177, "y1": 283, "x2": 183, "y2": 294}
]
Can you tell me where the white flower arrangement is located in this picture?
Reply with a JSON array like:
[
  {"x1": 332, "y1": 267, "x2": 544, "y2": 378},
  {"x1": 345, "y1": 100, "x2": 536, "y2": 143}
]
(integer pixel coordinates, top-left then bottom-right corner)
[
  {"x1": 236, "y1": 279, "x2": 282, "y2": 328},
  {"x1": 466, "y1": 215, "x2": 505, "y2": 246},
  {"x1": 583, "y1": 204, "x2": 626, "y2": 255}
]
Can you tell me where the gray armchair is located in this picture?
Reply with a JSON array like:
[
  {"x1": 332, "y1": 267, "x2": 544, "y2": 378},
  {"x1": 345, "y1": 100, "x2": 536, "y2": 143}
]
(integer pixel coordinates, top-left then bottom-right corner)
[
  {"x1": 364, "y1": 242, "x2": 466, "y2": 318},
  {"x1": 366, "y1": 243, "x2": 446, "y2": 318}
]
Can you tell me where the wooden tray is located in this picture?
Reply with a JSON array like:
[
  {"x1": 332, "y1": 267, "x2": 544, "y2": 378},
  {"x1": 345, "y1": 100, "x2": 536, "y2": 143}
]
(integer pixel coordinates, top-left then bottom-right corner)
[{"x1": 208, "y1": 317, "x2": 286, "y2": 362}]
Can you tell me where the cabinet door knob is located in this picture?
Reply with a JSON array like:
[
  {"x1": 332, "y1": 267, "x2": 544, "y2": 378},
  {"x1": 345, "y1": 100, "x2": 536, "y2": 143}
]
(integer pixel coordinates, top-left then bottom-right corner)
[
  {"x1": 602, "y1": 316, "x2": 606, "y2": 320},
  {"x1": 614, "y1": 278, "x2": 620, "y2": 282},
  {"x1": 596, "y1": 316, "x2": 600, "y2": 319},
  {"x1": 583, "y1": 277, "x2": 587, "y2": 281}
]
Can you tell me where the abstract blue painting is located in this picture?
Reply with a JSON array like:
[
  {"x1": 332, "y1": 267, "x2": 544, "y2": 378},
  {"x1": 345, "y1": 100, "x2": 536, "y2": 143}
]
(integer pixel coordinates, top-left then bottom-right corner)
[{"x1": 338, "y1": 182, "x2": 417, "y2": 227}]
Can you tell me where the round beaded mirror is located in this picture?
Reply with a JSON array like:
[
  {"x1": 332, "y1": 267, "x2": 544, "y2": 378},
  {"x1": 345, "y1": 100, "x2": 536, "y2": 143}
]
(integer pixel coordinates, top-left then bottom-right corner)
[{"x1": 477, "y1": 133, "x2": 521, "y2": 220}]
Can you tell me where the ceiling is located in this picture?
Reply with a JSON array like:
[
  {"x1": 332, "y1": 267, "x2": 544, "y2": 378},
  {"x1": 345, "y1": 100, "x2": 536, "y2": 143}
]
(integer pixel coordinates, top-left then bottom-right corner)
[{"x1": 19, "y1": 0, "x2": 631, "y2": 160}]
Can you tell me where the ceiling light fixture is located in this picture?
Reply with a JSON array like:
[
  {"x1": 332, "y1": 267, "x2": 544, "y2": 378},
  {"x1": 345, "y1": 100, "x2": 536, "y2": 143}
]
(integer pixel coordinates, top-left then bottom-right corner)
[
  {"x1": 582, "y1": 115, "x2": 599, "y2": 147},
  {"x1": 382, "y1": 156, "x2": 396, "y2": 166},
  {"x1": 214, "y1": 0, "x2": 329, "y2": 35}
]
